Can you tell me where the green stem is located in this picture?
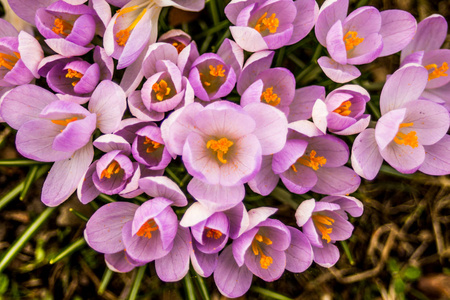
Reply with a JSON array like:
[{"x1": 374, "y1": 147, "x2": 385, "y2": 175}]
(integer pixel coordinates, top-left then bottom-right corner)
[
  {"x1": 251, "y1": 286, "x2": 293, "y2": 300},
  {"x1": 366, "y1": 100, "x2": 381, "y2": 120},
  {"x1": 0, "y1": 207, "x2": 56, "y2": 273},
  {"x1": 194, "y1": 273, "x2": 210, "y2": 300},
  {"x1": 340, "y1": 240, "x2": 355, "y2": 265},
  {"x1": 379, "y1": 165, "x2": 416, "y2": 180},
  {"x1": 287, "y1": 54, "x2": 306, "y2": 68},
  {"x1": 165, "y1": 168, "x2": 182, "y2": 185},
  {"x1": 19, "y1": 165, "x2": 39, "y2": 201},
  {"x1": 69, "y1": 208, "x2": 89, "y2": 222},
  {"x1": 0, "y1": 165, "x2": 50, "y2": 211},
  {"x1": 183, "y1": 273, "x2": 196, "y2": 300},
  {"x1": 98, "y1": 194, "x2": 116, "y2": 203},
  {"x1": 0, "y1": 159, "x2": 46, "y2": 166},
  {"x1": 311, "y1": 44, "x2": 323, "y2": 63},
  {"x1": 193, "y1": 20, "x2": 230, "y2": 40},
  {"x1": 270, "y1": 187, "x2": 298, "y2": 210},
  {"x1": 275, "y1": 47, "x2": 286, "y2": 67},
  {"x1": 49, "y1": 238, "x2": 86, "y2": 264},
  {"x1": 208, "y1": 0, "x2": 220, "y2": 26},
  {"x1": 128, "y1": 265, "x2": 146, "y2": 300},
  {"x1": 98, "y1": 268, "x2": 114, "y2": 295}
]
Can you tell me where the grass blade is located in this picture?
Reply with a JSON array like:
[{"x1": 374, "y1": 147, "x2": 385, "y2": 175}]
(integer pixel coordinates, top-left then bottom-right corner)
[
  {"x1": 49, "y1": 238, "x2": 86, "y2": 264},
  {"x1": 128, "y1": 265, "x2": 146, "y2": 300},
  {"x1": 19, "y1": 165, "x2": 39, "y2": 201},
  {"x1": 98, "y1": 268, "x2": 114, "y2": 295}
]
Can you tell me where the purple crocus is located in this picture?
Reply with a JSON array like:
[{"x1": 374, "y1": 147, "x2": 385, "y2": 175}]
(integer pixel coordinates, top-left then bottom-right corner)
[
  {"x1": 295, "y1": 195, "x2": 363, "y2": 267},
  {"x1": 161, "y1": 100, "x2": 288, "y2": 211},
  {"x1": 312, "y1": 84, "x2": 371, "y2": 135},
  {"x1": 214, "y1": 207, "x2": 312, "y2": 298},
  {"x1": 225, "y1": 0, "x2": 318, "y2": 52},
  {"x1": 315, "y1": 0, "x2": 416, "y2": 83},
  {"x1": 351, "y1": 64, "x2": 450, "y2": 179}
]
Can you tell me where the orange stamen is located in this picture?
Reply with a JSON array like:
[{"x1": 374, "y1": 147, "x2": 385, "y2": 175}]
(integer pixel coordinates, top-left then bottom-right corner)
[
  {"x1": 206, "y1": 138, "x2": 233, "y2": 164},
  {"x1": 209, "y1": 65, "x2": 225, "y2": 77},
  {"x1": 51, "y1": 117, "x2": 78, "y2": 127},
  {"x1": 66, "y1": 69, "x2": 83, "y2": 87},
  {"x1": 172, "y1": 42, "x2": 186, "y2": 53},
  {"x1": 260, "y1": 87, "x2": 280, "y2": 106},
  {"x1": 136, "y1": 219, "x2": 159, "y2": 239},
  {"x1": 393, "y1": 122, "x2": 418, "y2": 148},
  {"x1": 251, "y1": 234, "x2": 274, "y2": 269},
  {"x1": 115, "y1": 7, "x2": 147, "y2": 46},
  {"x1": 206, "y1": 228, "x2": 223, "y2": 240},
  {"x1": 143, "y1": 137, "x2": 162, "y2": 153},
  {"x1": 52, "y1": 18, "x2": 73, "y2": 37},
  {"x1": 254, "y1": 12, "x2": 279, "y2": 34},
  {"x1": 0, "y1": 52, "x2": 20, "y2": 71},
  {"x1": 295, "y1": 150, "x2": 327, "y2": 171},
  {"x1": 100, "y1": 160, "x2": 121, "y2": 179},
  {"x1": 343, "y1": 31, "x2": 364, "y2": 51},
  {"x1": 333, "y1": 100, "x2": 352, "y2": 116},
  {"x1": 312, "y1": 214, "x2": 335, "y2": 243},
  {"x1": 425, "y1": 62, "x2": 448, "y2": 81},
  {"x1": 152, "y1": 79, "x2": 171, "y2": 101}
]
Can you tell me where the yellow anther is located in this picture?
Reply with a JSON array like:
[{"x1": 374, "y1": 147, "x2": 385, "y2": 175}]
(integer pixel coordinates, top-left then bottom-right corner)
[
  {"x1": 136, "y1": 219, "x2": 159, "y2": 239},
  {"x1": 206, "y1": 228, "x2": 223, "y2": 240},
  {"x1": 51, "y1": 117, "x2": 78, "y2": 127},
  {"x1": 152, "y1": 79, "x2": 171, "y2": 101},
  {"x1": 115, "y1": 8, "x2": 147, "y2": 46},
  {"x1": 0, "y1": 52, "x2": 20, "y2": 71},
  {"x1": 333, "y1": 100, "x2": 352, "y2": 116},
  {"x1": 172, "y1": 42, "x2": 186, "y2": 53},
  {"x1": 209, "y1": 65, "x2": 225, "y2": 77},
  {"x1": 251, "y1": 234, "x2": 274, "y2": 269},
  {"x1": 254, "y1": 12, "x2": 279, "y2": 34},
  {"x1": 100, "y1": 160, "x2": 121, "y2": 179},
  {"x1": 425, "y1": 62, "x2": 448, "y2": 81},
  {"x1": 254, "y1": 234, "x2": 273, "y2": 245},
  {"x1": 260, "y1": 87, "x2": 281, "y2": 106},
  {"x1": 52, "y1": 18, "x2": 73, "y2": 36},
  {"x1": 296, "y1": 150, "x2": 327, "y2": 171},
  {"x1": 393, "y1": 122, "x2": 418, "y2": 148},
  {"x1": 66, "y1": 69, "x2": 84, "y2": 87},
  {"x1": 312, "y1": 214, "x2": 335, "y2": 243},
  {"x1": 206, "y1": 138, "x2": 233, "y2": 164},
  {"x1": 143, "y1": 137, "x2": 162, "y2": 153},
  {"x1": 343, "y1": 31, "x2": 364, "y2": 51}
]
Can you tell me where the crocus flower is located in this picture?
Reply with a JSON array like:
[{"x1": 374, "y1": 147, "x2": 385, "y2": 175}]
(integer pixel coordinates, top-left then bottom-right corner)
[
  {"x1": 161, "y1": 100, "x2": 288, "y2": 211},
  {"x1": 312, "y1": 84, "x2": 371, "y2": 135},
  {"x1": 315, "y1": 0, "x2": 416, "y2": 83},
  {"x1": 214, "y1": 207, "x2": 312, "y2": 298},
  {"x1": 1, "y1": 80, "x2": 126, "y2": 206},
  {"x1": 224, "y1": 0, "x2": 318, "y2": 52},
  {"x1": 295, "y1": 195, "x2": 363, "y2": 267},
  {"x1": 351, "y1": 64, "x2": 450, "y2": 179},
  {"x1": 35, "y1": 0, "x2": 99, "y2": 56}
]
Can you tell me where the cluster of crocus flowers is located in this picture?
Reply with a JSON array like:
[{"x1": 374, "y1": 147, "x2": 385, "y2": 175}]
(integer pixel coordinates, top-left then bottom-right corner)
[{"x1": 0, "y1": 0, "x2": 449, "y2": 298}]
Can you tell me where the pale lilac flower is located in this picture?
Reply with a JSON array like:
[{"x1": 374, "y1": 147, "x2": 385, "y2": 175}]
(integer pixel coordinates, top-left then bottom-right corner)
[
  {"x1": 351, "y1": 64, "x2": 450, "y2": 179},
  {"x1": 161, "y1": 101, "x2": 288, "y2": 211},
  {"x1": 237, "y1": 50, "x2": 274, "y2": 95},
  {"x1": 225, "y1": 0, "x2": 318, "y2": 52},
  {"x1": 295, "y1": 195, "x2": 363, "y2": 267},
  {"x1": 312, "y1": 84, "x2": 371, "y2": 135},
  {"x1": 315, "y1": 0, "x2": 416, "y2": 83}
]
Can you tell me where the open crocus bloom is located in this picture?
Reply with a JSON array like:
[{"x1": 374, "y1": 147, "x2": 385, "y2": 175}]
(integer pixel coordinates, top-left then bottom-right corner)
[
  {"x1": 162, "y1": 101, "x2": 288, "y2": 211},
  {"x1": 315, "y1": 0, "x2": 416, "y2": 83},
  {"x1": 352, "y1": 64, "x2": 450, "y2": 179}
]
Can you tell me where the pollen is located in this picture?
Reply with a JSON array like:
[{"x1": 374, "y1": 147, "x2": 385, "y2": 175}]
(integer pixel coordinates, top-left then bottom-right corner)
[
  {"x1": 115, "y1": 7, "x2": 147, "y2": 46},
  {"x1": 333, "y1": 100, "x2": 352, "y2": 116},
  {"x1": 261, "y1": 87, "x2": 281, "y2": 106},
  {"x1": 66, "y1": 69, "x2": 84, "y2": 87},
  {"x1": 206, "y1": 137, "x2": 233, "y2": 164},
  {"x1": 100, "y1": 160, "x2": 121, "y2": 179},
  {"x1": 251, "y1": 233, "x2": 274, "y2": 269},
  {"x1": 136, "y1": 219, "x2": 159, "y2": 239},
  {"x1": 143, "y1": 137, "x2": 162, "y2": 153},
  {"x1": 343, "y1": 31, "x2": 364, "y2": 51},
  {"x1": 394, "y1": 122, "x2": 418, "y2": 148},
  {"x1": 172, "y1": 42, "x2": 186, "y2": 53},
  {"x1": 152, "y1": 79, "x2": 171, "y2": 101},
  {"x1": 209, "y1": 65, "x2": 225, "y2": 77},
  {"x1": 425, "y1": 62, "x2": 448, "y2": 81},
  {"x1": 0, "y1": 52, "x2": 20, "y2": 71},
  {"x1": 206, "y1": 228, "x2": 222, "y2": 240},
  {"x1": 295, "y1": 150, "x2": 327, "y2": 171},
  {"x1": 254, "y1": 12, "x2": 279, "y2": 34},
  {"x1": 52, "y1": 18, "x2": 73, "y2": 37},
  {"x1": 312, "y1": 214, "x2": 335, "y2": 243}
]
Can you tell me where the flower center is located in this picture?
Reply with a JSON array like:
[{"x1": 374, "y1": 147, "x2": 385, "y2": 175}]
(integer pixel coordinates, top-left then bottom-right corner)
[
  {"x1": 52, "y1": 18, "x2": 73, "y2": 37},
  {"x1": 393, "y1": 122, "x2": 418, "y2": 148},
  {"x1": 206, "y1": 228, "x2": 222, "y2": 240},
  {"x1": 251, "y1": 233, "x2": 273, "y2": 269},
  {"x1": 206, "y1": 137, "x2": 233, "y2": 164},
  {"x1": 254, "y1": 12, "x2": 279, "y2": 34},
  {"x1": 143, "y1": 136, "x2": 162, "y2": 153},
  {"x1": 172, "y1": 42, "x2": 186, "y2": 53},
  {"x1": 115, "y1": 6, "x2": 147, "y2": 47},
  {"x1": 100, "y1": 160, "x2": 121, "y2": 179},
  {"x1": 152, "y1": 79, "x2": 171, "y2": 101},
  {"x1": 51, "y1": 117, "x2": 78, "y2": 127},
  {"x1": 199, "y1": 64, "x2": 226, "y2": 88},
  {"x1": 333, "y1": 100, "x2": 352, "y2": 116},
  {"x1": 0, "y1": 52, "x2": 20, "y2": 71},
  {"x1": 66, "y1": 68, "x2": 83, "y2": 87},
  {"x1": 343, "y1": 31, "x2": 364, "y2": 51},
  {"x1": 260, "y1": 87, "x2": 280, "y2": 106},
  {"x1": 425, "y1": 62, "x2": 448, "y2": 81},
  {"x1": 136, "y1": 219, "x2": 159, "y2": 239},
  {"x1": 292, "y1": 150, "x2": 327, "y2": 172},
  {"x1": 312, "y1": 214, "x2": 335, "y2": 243}
]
